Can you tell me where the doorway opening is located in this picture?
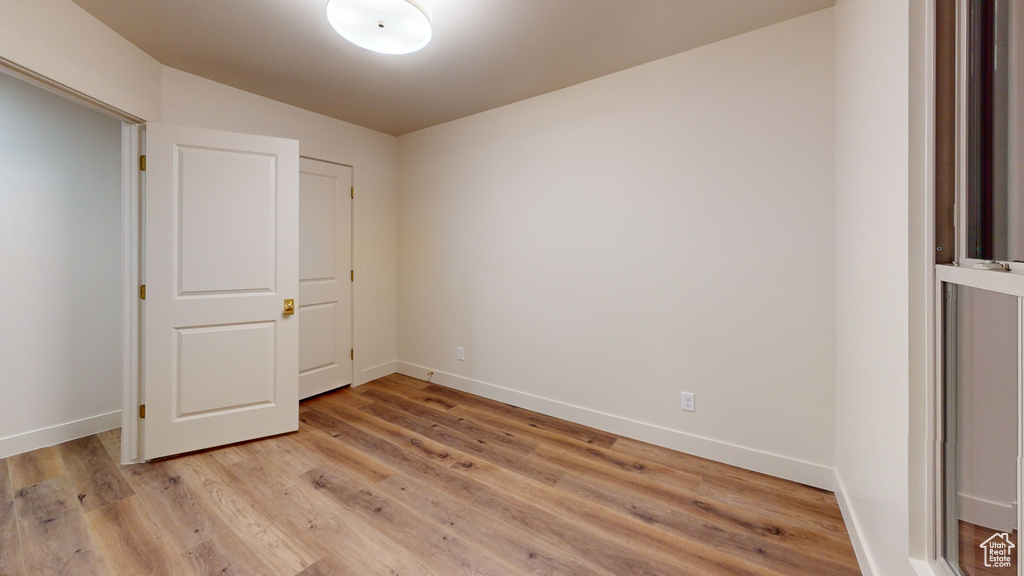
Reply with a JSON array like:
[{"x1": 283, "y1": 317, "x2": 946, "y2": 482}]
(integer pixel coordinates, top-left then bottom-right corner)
[{"x1": 0, "y1": 63, "x2": 140, "y2": 462}]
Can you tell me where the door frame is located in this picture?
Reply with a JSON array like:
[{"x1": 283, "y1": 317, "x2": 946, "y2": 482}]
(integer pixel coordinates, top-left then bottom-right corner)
[{"x1": 121, "y1": 122, "x2": 142, "y2": 463}]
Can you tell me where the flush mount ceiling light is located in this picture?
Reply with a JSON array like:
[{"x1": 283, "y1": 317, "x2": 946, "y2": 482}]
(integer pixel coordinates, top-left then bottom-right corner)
[{"x1": 326, "y1": 0, "x2": 432, "y2": 55}]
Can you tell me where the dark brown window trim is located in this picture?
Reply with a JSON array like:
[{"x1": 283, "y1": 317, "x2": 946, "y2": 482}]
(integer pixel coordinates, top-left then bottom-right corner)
[{"x1": 935, "y1": 0, "x2": 957, "y2": 264}]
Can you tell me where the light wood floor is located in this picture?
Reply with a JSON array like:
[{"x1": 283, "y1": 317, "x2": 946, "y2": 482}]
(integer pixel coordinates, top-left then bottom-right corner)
[
  {"x1": 0, "y1": 373, "x2": 861, "y2": 576},
  {"x1": 958, "y1": 521, "x2": 1017, "y2": 576}
]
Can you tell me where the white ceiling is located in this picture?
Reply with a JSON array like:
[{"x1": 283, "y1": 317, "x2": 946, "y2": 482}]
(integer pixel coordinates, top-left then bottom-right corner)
[{"x1": 70, "y1": 0, "x2": 834, "y2": 136}]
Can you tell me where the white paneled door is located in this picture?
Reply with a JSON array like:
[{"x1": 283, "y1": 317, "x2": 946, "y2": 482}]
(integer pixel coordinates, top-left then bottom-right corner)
[
  {"x1": 142, "y1": 123, "x2": 300, "y2": 460},
  {"x1": 298, "y1": 158, "x2": 353, "y2": 399}
]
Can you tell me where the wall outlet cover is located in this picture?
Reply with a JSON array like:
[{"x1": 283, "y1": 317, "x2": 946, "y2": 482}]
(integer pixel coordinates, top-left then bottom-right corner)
[{"x1": 681, "y1": 392, "x2": 695, "y2": 412}]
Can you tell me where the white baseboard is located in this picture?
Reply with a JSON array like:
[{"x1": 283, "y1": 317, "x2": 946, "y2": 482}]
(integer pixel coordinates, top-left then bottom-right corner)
[
  {"x1": 958, "y1": 493, "x2": 1017, "y2": 533},
  {"x1": 395, "y1": 362, "x2": 835, "y2": 489},
  {"x1": 834, "y1": 470, "x2": 876, "y2": 576},
  {"x1": 357, "y1": 360, "x2": 398, "y2": 386},
  {"x1": 833, "y1": 473, "x2": 942, "y2": 576},
  {"x1": 0, "y1": 411, "x2": 121, "y2": 459}
]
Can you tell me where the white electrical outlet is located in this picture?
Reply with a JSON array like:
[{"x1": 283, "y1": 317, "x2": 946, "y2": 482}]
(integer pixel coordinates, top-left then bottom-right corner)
[
  {"x1": 457, "y1": 346, "x2": 464, "y2": 361},
  {"x1": 681, "y1": 392, "x2": 695, "y2": 412}
]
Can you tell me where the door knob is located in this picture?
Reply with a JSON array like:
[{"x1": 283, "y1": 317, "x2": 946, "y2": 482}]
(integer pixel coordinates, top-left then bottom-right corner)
[{"x1": 283, "y1": 299, "x2": 295, "y2": 316}]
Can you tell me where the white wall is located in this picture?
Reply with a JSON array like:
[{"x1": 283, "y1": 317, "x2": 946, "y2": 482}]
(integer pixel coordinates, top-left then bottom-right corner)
[
  {"x1": 0, "y1": 70, "x2": 123, "y2": 456},
  {"x1": 0, "y1": 0, "x2": 161, "y2": 121},
  {"x1": 397, "y1": 10, "x2": 837, "y2": 486},
  {"x1": 833, "y1": 0, "x2": 913, "y2": 574}
]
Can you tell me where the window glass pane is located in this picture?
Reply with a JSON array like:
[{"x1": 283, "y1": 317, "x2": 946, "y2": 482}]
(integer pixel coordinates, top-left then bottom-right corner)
[
  {"x1": 943, "y1": 284, "x2": 1019, "y2": 575},
  {"x1": 966, "y1": 0, "x2": 1024, "y2": 260}
]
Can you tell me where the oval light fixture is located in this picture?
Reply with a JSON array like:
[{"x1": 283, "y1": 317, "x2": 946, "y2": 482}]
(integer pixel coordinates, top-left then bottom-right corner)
[{"x1": 326, "y1": 0, "x2": 432, "y2": 55}]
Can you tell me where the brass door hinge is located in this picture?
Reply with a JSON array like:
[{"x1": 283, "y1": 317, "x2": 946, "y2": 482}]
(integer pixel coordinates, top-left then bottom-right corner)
[
  {"x1": 140, "y1": 284, "x2": 146, "y2": 300},
  {"x1": 351, "y1": 270, "x2": 354, "y2": 282},
  {"x1": 140, "y1": 155, "x2": 146, "y2": 171},
  {"x1": 350, "y1": 348, "x2": 354, "y2": 360},
  {"x1": 351, "y1": 186, "x2": 354, "y2": 199},
  {"x1": 139, "y1": 404, "x2": 146, "y2": 419}
]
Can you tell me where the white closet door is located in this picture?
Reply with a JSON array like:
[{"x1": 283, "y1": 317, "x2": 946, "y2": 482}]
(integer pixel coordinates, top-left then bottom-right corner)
[
  {"x1": 142, "y1": 123, "x2": 299, "y2": 460},
  {"x1": 298, "y1": 158, "x2": 353, "y2": 399}
]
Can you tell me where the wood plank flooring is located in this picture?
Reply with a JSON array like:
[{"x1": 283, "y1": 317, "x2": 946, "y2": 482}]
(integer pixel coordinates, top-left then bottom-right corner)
[
  {"x1": 958, "y1": 521, "x2": 1016, "y2": 576},
  {"x1": 0, "y1": 374, "x2": 862, "y2": 575}
]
